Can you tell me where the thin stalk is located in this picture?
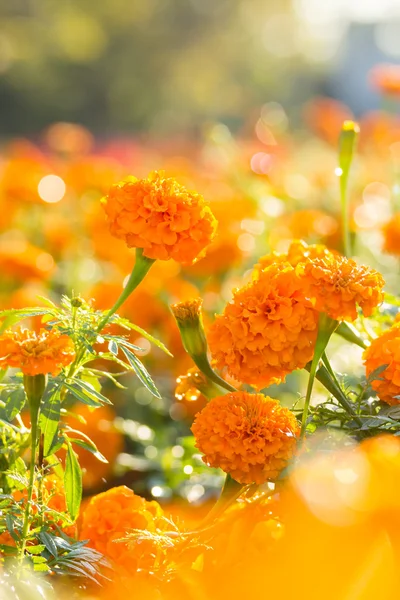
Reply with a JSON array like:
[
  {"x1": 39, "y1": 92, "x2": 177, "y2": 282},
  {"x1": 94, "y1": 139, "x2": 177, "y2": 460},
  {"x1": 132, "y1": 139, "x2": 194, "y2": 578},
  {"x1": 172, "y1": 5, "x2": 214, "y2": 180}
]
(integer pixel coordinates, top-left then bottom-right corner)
[
  {"x1": 313, "y1": 363, "x2": 362, "y2": 427},
  {"x1": 194, "y1": 354, "x2": 237, "y2": 393},
  {"x1": 20, "y1": 403, "x2": 40, "y2": 558},
  {"x1": 300, "y1": 359, "x2": 318, "y2": 439},
  {"x1": 97, "y1": 249, "x2": 155, "y2": 332}
]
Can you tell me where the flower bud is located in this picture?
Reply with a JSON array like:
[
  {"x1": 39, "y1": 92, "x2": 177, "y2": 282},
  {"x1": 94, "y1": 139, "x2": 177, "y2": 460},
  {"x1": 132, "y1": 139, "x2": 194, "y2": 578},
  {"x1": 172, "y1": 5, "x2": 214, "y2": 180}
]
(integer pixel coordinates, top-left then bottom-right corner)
[{"x1": 170, "y1": 299, "x2": 208, "y2": 360}]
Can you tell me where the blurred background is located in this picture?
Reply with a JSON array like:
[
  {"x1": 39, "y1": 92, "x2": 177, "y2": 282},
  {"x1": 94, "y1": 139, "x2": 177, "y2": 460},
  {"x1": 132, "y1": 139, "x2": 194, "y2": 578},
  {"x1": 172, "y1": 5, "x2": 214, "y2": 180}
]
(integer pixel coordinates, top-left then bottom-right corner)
[{"x1": 1, "y1": 0, "x2": 400, "y2": 137}]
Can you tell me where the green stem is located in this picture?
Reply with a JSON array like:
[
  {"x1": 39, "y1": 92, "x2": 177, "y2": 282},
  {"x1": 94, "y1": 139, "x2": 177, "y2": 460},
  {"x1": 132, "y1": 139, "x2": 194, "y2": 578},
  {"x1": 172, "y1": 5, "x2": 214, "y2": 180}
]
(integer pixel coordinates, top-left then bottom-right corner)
[
  {"x1": 340, "y1": 177, "x2": 351, "y2": 258},
  {"x1": 313, "y1": 363, "x2": 362, "y2": 426},
  {"x1": 300, "y1": 314, "x2": 339, "y2": 439},
  {"x1": 20, "y1": 402, "x2": 40, "y2": 558},
  {"x1": 193, "y1": 354, "x2": 237, "y2": 393},
  {"x1": 97, "y1": 249, "x2": 155, "y2": 332},
  {"x1": 300, "y1": 359, "x2": 318, "y2": 439},
  {"x1": 201, "y1": 474, "x2": 245, "y2": 526}
]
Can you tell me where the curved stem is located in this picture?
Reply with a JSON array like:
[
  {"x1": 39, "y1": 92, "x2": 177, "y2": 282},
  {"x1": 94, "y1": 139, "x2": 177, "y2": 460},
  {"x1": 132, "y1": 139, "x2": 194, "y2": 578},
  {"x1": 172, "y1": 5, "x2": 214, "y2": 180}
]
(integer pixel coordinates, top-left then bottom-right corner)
[
  {"x1": 97, "y1": 249, "x2": 155, "y2": 332},
  {"x1": 193, "y1": 354, "x2": 237, "y2": 393}
]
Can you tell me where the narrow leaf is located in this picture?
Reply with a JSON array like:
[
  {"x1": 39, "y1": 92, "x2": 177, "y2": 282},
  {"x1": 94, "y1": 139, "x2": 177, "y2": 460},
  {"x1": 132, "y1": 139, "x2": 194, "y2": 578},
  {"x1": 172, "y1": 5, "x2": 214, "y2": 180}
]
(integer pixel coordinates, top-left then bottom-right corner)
[
  {"x1": 121, "y1": 347, "x2": 161, "y2": 398},
  {"x1": 64, "y1": 440, "x2": 82, "y2": 521},
  {"x1": 39, "y1": 386, "x2": 61, "y2": 457}
]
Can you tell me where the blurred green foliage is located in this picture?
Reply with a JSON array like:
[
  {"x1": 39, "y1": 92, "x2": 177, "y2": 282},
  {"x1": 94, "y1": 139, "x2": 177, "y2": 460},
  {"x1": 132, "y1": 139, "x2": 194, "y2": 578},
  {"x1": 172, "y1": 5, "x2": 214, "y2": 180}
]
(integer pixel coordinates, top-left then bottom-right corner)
[{"x1": 0, "y1": 0, "x2": 311, "y2": 135}]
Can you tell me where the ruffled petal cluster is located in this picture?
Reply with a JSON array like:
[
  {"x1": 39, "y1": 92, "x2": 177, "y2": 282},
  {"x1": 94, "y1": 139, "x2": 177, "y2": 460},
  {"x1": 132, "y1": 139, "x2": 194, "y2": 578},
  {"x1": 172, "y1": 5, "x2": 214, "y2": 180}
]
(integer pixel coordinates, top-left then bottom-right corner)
[
  {"x1": 254, "y1": 239, "x2": 334, "y2": 276},
  {"x1": 296, "y1": 253, "x2": 385, "y2": 321},
  {"x1": 80, "y1": 486, "x2": 166, "y2": 573},
  {"x1": 208, "y1": 263, "x2": 318, "y2": 388},
  {"x1": 0, "y1": 328, "x2": 75, "y2": 376},
  {"x1": 363, "y1": 324, "x2": 400, "y2": 405},
  {"x1": 191, "y1": 392, "x2": 299, "y2": 484},
  {"x1": 101, "y1": 171, "x2": 217, "y2": 265}
]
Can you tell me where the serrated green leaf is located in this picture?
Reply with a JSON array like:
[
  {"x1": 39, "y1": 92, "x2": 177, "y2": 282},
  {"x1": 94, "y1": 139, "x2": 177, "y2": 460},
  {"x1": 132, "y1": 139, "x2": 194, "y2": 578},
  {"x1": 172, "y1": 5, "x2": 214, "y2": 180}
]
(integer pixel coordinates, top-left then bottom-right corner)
[
  {"x1": 120, "y1": 347, "x2": 161, "y2": 398},
  {"x1": 67, "y1": 379, "x2": 111, "y2": 406},
  {"x1": 39, "y1": 386, "x2": 61, "y2": 457},
  {"x1": 33, "y1": 562, "x2": 51, "y2": 572},
  {"x1": 3, "y1": 388, "x2": 26, "y2": 421},
  {"x1": 26, "y1": 544, "x2": 46, "y2": 555},
  {"x1": 112, "y1": 316, "x2": 172, "y2": 356},
  {"x1": 108, "y1": 340, "x2": 118, "y2": 355},
  {"x1": 69, "y1": 438, "x2": 108, "y2": 463},
  {"x1": 65, "y1": 383, "x2": 103, "y2": 408},
  {"x1": 40, "y1": 531, "x2": 59, "y2": 557},
  {"x1": 0, "y1": 308, "x2": 53, "y2": 334},
  {"x1": 64, "y1": 439, "x2": 82, "y2": 521}
]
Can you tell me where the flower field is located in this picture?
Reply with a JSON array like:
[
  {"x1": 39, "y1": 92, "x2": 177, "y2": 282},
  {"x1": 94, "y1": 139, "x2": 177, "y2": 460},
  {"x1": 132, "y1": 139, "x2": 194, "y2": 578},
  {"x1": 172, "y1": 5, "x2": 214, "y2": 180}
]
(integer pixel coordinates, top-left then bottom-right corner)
[{"x1": 2, "y1": 68, "x2": 400, "y2": 600}]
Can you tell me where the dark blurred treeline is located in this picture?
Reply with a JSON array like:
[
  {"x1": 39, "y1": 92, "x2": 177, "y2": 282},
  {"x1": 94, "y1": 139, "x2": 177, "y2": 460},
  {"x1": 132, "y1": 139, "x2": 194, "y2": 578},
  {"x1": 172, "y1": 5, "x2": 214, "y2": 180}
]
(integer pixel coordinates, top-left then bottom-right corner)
[{"x1": 0, "y1": 0, "x2": 317, "y2": 136}]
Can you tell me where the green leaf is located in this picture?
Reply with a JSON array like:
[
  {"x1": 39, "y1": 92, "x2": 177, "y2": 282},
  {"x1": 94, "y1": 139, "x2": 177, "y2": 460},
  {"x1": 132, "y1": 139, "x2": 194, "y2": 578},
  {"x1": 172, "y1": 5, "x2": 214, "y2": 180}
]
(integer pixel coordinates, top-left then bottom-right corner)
[
  {"x1": 3, "y1": 388, "x2": 26, "y2": 421},
  {"x1": 120, "y1": 347, "x2": 161, "y2": 398},
  {"x1": 64, "y1": 440, "x2": 82, "y2": 521},
  {"x1": 66, "y1": 379, "x2": 112, "y2": 406},
  {"x1": 0, "y1": 308, "x2": 53, "y2": 334},
  {"x1": 33, "y1": 562, "x2": 50, "y2": 573},
  {"x1": 39, "y1": 386, "x2": 61, "y2": 457},
  {"x1": 112, "y1": 316, "x2": 172, "y2": 356},
  {"x1": 40, "y1": 531, "x2": 59, "y2": 557},
  {"x1": 108, "y1": 340, "x2": 118, "y2": 355},
  {"x1": 65, "y1": 383, "x2": 104, "y2": 408},
  {"x1": 69, "y1": 438, "x2": 108, "y2": 463},
  {"x1": 26, "y1": 544, "x2": 46, "y2": 555}
]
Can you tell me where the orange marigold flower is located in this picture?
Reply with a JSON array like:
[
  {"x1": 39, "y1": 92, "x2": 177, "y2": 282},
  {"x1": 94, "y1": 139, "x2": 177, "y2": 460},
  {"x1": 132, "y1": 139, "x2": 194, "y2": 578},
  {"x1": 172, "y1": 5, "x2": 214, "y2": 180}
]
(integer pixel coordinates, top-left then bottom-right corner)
[
  {"x1": 191, "y1": 392, "x2": 299, "y2": 484},
  {"x1": 370, "y1": 64, "x2": 400, "y2": 97},
  {"x1": 175, "y1": 367, "x2": 209, "y2": 417},
  {"x1": 254, "y1": 239, "x2": 335, "y2": 276},
  {"x1": 363, "y1": 324, "x2": 400, "y2": 405},
  {"x1": 0, "y1": 328, "x2": 75, "y2": 376},
  {"x1": 296, "y1": 253, "x2": 385, "y2": 321},
  {"x1": 80, "y1": 486, "x2": 166, "y2": 574},
  {"x1": 101, "y1": 171, "x2": 217, "y2": 265},
  {"x1": 208, "y1": 263, "x2": 318, "y2": 388},
  {"x1": 383, "y1": 214, "x2": 400, "y2": 256}
]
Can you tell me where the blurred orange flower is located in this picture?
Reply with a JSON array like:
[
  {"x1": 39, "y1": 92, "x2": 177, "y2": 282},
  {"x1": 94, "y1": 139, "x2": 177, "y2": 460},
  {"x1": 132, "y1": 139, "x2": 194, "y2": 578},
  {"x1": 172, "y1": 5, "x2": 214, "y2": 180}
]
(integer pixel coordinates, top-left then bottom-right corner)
[
  {"x1": 363, "y1": 324, "x2": 400, "y2": 405},
  {"x1": 101, "y1": 171, "x2": 217, "y2": 264},
  {"x1": 0, "y1": 238, "x2": 55, "y2": 282},
  {"x1": 370, "y1": 64, "x2": 400, "y2": 97},
  {"x1": 191, "y1": 391, "x2": 299, "y2": 484},
  {"x1": 268, "y1": 210, "x2": 339, "y2": 250},
  {"x1": 62, "y1": 404, "x2": 123, "y2": 490},
  {"x1": 383, "y1": 214, "x2": 400, "y2": 256},
  {"x1": 303, "y1": 97, "x2": 353, "y2": 145},
  {"x1": 175, "y1": 367, "x2": 209, "y2": 417},
  {"x1": 79, "y1": 486, "x2": 166, "y2": 574},
  {"x1": 297, "y1": 253, "x2": 385, "y2": 321},
  {"x1": 0, "y1": 328, "x2": 75, "y2": 376},
  {"x1": 208, "y1": 263, "x2": 318, "y2": 388}
]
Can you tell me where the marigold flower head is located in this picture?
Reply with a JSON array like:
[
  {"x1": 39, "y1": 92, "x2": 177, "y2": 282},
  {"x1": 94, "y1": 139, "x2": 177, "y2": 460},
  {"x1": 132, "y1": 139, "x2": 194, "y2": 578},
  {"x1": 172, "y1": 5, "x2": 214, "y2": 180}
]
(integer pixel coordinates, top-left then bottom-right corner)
[
  {"x1": 191, "y1": 392, "x2": 299, "y2": 484},
  {"x1": 208, "y1": 263, "x2": 318, "y2": 388},
  {"x1": 254, "y1": 240, "x2": 335, "y2": 277},
  {"x1": 101, "y1": 171, "x2": 217, "y2": 265},
  {"x1": 79, "y1": 486, "x2": 166, "y2": 573},
  {"x1": 383, "y1": 214, "x2": 400, "y2": 256},
  {"x1": 363, "y1": 324, "x2": 400, "y2": 405},
  {"x1": 0, "y1": 328, "x2": 75, "y2": 376},
  {"x1": 296, "y1": 253, "x2": 385, "y2": 321}
]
